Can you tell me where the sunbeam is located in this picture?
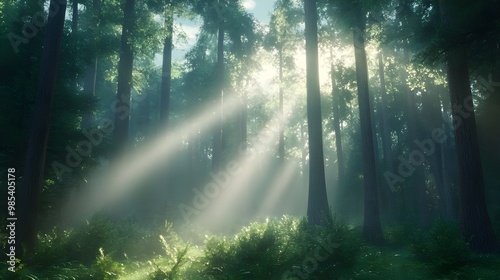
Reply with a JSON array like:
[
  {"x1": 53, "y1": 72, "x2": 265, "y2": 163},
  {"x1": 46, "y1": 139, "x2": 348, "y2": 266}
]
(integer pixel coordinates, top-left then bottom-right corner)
[
  {"x1": 190, "y1": 110, "x2": 294, "y2": 232},
  {"x1": 65, "y1": 95, "x2": 244, "y2": 220}
]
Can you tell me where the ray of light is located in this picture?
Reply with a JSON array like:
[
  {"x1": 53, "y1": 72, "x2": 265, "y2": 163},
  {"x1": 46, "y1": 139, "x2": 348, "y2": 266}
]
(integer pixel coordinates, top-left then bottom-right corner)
[
  {"x1": 66, "y1": 95, "x2": 243, "y2": 219},
  {"x1": 191, "y1": 111, "x2": 293, "y2": 231},
  {"x1": 255, "y1": 160, "x2": 300, "y2": 217}
]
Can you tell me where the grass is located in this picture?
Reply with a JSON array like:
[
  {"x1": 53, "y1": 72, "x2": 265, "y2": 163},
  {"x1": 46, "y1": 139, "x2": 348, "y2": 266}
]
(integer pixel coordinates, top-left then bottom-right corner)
[{"x1": 2, "y1": 215, "x2": 500, "y2": 280}]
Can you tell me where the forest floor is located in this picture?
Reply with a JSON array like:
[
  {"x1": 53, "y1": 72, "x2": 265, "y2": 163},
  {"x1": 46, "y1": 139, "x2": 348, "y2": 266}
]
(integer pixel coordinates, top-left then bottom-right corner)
[{"x1": 3, "y1": 216, "x2": 500, "y2": 280}]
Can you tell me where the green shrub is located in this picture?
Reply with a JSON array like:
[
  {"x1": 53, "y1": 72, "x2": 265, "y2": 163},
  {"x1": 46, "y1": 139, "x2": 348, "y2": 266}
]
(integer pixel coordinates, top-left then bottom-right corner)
[
  {"x1": 200, "y1": 214, "x2": 361, "y2": 280},
  {"x1": 90, "y1": 248, "x2": 124, "y2": 280},
  {"x1": 412, "y1": 220, "x2": 471, "y2": 275}
]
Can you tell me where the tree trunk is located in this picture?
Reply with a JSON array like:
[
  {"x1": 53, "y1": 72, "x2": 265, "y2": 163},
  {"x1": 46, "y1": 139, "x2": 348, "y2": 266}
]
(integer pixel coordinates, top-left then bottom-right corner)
[
  {"x1": 81, "y1": 0, "x2": 100, "y2": 130},
  {"x1": 113, "y1": 0, "x2": 135, "y2": 155},
  {"x1": 72, "y1": 0, "x2": 78, "y2": 33},
  {"x1": 278, "y1": 46, "x2": 285, "y2": 161},
  {"x1": 403, "y1": 49, "x2": 430, "y2": 228},
  {"x1": 446, "y1": 47, "x2": 498, "y2": 252},
  {"x1": 377, "y1": 52, "x2": 393, "y2": 173},
  {"x1": 160, "y1": 3, "x2": 174, "y2": 128},
  {"x1": 240, "y1": 86, "x2": 248, "y2": 150},
  {"x1": 330, "y1": 63, "x2": 345, "y2": 188},
  {"x1": 212, "y1": 18, "x2": 224, "y2": 173},
  {"x1": 440, "y1": 0, "x2": 498, "y2": 252},
  {"x1": 352, "y1": 3, "x2": 384, "y2": 244},
  {"x1": 377, "y1": 51, "x2": 396, "y2": 224},
  {"x1": 304, "y1": 0, "x2": 329, "y2": 225},
  {"x1": 421, "y1": 83, "x2": 454, "y2": 221},
  {"x1": 17, "y1": 0, "x2": 67, "y2": 254}
]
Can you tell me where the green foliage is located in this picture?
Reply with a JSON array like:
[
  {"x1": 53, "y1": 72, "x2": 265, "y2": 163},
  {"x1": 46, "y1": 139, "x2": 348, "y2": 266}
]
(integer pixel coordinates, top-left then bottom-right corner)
[
  {"x1": 90, "y1": 248, "x2": 124, "y2": 280},
  {"x1": 199, "y1": 214, "x2": 361, "y2": 280},
  {"x1": 412, "y1": 220, "x2": 472, "y2": 275},
  {"x1": 146, "y1": 223, "x2": 191, "y2": 280},
  {"x1": 384, "y1": 225, "x2": 413, "y2": 248}
]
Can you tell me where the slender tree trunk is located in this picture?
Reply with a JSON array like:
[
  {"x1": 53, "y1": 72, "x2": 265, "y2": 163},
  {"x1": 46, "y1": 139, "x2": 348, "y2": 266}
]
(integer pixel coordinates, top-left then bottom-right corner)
[
  {"x1": 377, "y1": 51, "x2": 396, "y2": 223},
  {"x1": 82, "y1": 58, "x2": 97, "y2": 129},
  {"x1": 304, "y1": 0, "x2": 329, "y2": 225},
  {"x1": 352, "y1": 4, "x2": 384, "y2": 244},
  {"x1": 278, "y1": 46, "x2": 285, "y2": 161},
  {"x1": 160, "y1": 3, "x2": 173, "y2": 128},
  {"x1": 81, "y1": 0, "x2": 100, "y2": 129},
  {"x1": 17, "y1": 0, "x2": 67, "y2": 255},
  {"x1": 72, "y1": 0, "x2": 78, "y2": 33},
  {"x1": 421, "y1": 83, "x2": 453, "y2": 221},
  {"x1": 440, "y1": 0, "x2": 498, "y2": 252},
  {"x1": 113, "y1": 0, "x2": 135, "y2": 155},
  {"x1": 403, "y1": 49, "x2": 430, "y2": 228},
  {"x1": 212, "y1": 19, "x2": 224, "y2": 173},
  {"x1": 378, "y1": 52, "x2": 393, "y2": 172},
  {"x1": 330, "y1": 63, "x2": 345, "y2": 188},
  {"x1": 240, "y1": 86, "x2": 248, "y2": 150}
]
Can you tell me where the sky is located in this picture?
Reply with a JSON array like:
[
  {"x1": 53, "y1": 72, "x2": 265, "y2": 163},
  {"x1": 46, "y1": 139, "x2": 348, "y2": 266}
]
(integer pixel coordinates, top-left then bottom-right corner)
[{"x1": 169, "y1": 0, "x2": 276, "y2": 61}]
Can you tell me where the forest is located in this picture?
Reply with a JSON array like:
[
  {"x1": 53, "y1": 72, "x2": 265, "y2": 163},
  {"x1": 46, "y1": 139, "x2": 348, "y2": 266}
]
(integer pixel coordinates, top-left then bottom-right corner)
[{"x1": 1, "y1": 0, "x2": 500, "y2": 279}]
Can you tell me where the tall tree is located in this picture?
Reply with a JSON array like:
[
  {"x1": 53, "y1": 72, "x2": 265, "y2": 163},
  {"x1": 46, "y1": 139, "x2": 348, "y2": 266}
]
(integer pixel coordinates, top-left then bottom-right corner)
[
  {"x1": 113, "y1": 0, "x2": 136, "y2": 155},
  {"x1": 351, "y1": 1, "x2": 384, "y2": 244},
  {"x1": 17, "y1": 0, "x2": 67, "y2": 254},
  {"x1": 439, "y1": 0, "x2": 498, "y2": 252},
  {"x1": 160, "y1": 0, "x2": 174, "y2": 128},
  {"x1": 330, "y1": 63, "x2": 345, "y2": 188},
  {"x1": 304, "y1": 0, "x2": 329, "y2": 225}
]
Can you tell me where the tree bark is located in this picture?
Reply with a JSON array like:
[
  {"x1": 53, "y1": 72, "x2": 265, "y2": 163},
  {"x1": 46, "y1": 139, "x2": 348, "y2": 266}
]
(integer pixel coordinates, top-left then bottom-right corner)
[
  {"x1": 440, "y1": 0, "x2": 498, "y2": 252},
  {"x1": 421, "y1": 82, "x2": 454, "y2": 221},
  {"x1": 113, "y1": 0, "x2": 135, "y2": 155},
  {"x1": 446, "y1": 47, "x2": 498, "y2": 252},
  {"x1": 352, "y1": 3, "x2": 384, "y2": 244},
  {"x1": 81, "y1": 0, "x2": 100, "y2": 130},
  {"x1": 212, "y1": 17, "x2": 224, "y2": 173},
  {"x1": 304, "y1": 0, "x2": 329, "y2": 225},
  {"x1": 403, "y1": 49, "x2": 430, "y2": 228},
  {"x1": 377, "y1": 52, "x2": 393, "y2": 173},
  {"x1": 330, "y1": 63, "x2": 345, "y2": 188},
  {"x1": 278, "y1": 46, "x2": 285, "y2": 161},
  {"x1": 377, "y1": 51, "x2": 396, "y2": 224},
  {"x1": 160, "y1": 2, "x2": 174, "y2": 128},
  {"x1": 17, "y1": 0, "x2": 67, "y2": 254}
]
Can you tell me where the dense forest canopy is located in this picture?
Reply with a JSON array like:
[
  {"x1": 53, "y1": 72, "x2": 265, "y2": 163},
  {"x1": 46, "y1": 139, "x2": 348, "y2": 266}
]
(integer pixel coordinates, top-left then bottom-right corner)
[{"x1": 1, "y1": 0, "x2": 500, "y2": 278}]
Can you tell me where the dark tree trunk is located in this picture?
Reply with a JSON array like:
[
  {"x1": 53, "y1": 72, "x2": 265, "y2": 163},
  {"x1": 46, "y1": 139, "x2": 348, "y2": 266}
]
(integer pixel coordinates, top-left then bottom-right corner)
[
  {"x1": 377, "y1": 52, "x2": 393, "y2": 173},
  {"x1": 440, "y1": 0, "x2": 498, "y2": 252},
  {"x1": 17, "y1": 0, "x2": 67, "y2": 255},
  {"x1": 212, "y1": 20, "x2": 224, "y2": 173},
  {"x1": 446, "y1": 47, "x2": 498, "y2": 252},
  {"x1": 160, "y1": 3, "x2": 174, "y2": 128},
  {"x1": 240, "y1": 87, "x2": 248, "y2": 150},
  {"x1": 330, "y1": 63, "x2": 345, "y2": 188},
  {"x1": 113, "y1": 0, "x2": 135, "y2": 155},
  {"x1": 421, "y1": 83, "x2": 454, "y2": 221},
  {"x1": 377, "y1": 51, "x2": 396, "y2": 224},
  {"x1": 81, "y1": 0, "x2": 100, "y2": 129},
  {"x1": 352, "y1": 3, "x2": 384, "y2": 244},
  {"x1": 72, "y1": 0, "x2": 78, "y2": 33},
  {"x1": 82, "y1": 58, "x2": 98, "y2": 129},
  {"x1": 304, "y1": 0, "x2": 329, "y2": 225},
  {"x1": 278, "y1": 46, "x2": 285, "y2": 161},
  {"x1": 403, "y1": 49, "x2": 430, "y2": 228}
]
